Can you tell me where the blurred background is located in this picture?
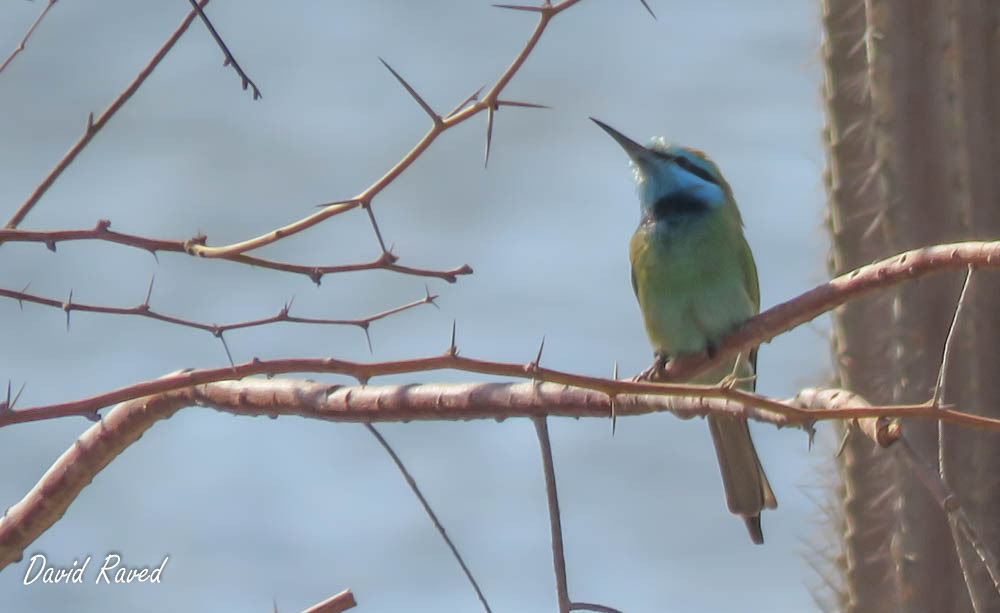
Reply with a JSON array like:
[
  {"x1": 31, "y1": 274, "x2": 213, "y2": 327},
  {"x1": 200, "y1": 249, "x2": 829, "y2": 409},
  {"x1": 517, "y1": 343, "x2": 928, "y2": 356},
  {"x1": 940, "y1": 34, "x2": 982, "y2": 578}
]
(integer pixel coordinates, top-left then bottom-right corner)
[{"x1": 0, "y1": 1, "x2": 832, "y2": 611}]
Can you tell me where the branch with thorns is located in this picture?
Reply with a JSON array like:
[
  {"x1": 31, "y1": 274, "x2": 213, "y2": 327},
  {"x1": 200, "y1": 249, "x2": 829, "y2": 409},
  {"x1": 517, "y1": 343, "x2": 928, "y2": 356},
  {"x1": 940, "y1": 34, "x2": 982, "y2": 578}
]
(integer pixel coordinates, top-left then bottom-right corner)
[
  {"x1": 0, "y1": 283, "x2": 437, "y2": 362},
  {"x1": 0, "y1": 221, "x2": 472, "y2": 284},
  {"x1": 4, "y1": 240, "x2": 998, "y2": 432},
  {"x1": 183, "y1": 0, "x2": 653, "y2": 261}
]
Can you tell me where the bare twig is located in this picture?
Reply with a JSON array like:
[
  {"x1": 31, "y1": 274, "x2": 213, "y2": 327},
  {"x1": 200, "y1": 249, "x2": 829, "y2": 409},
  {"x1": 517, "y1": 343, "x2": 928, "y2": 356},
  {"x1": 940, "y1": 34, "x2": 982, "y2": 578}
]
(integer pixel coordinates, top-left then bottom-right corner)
[
  {"x1": 5, "y1": 0, "x2": 211, "y2": 229},
  {"x1": 932, "y1": 265, "x2": 974, "y2": 407},
  {"x1": 896, "y1": 436, "x2": 1000, "y2": 596},
  {"x1": 300, "y1": 589, "x2": 356, "y2": 613},
  {"x1": 533, "y1": 417, "x2": 571, "y2": 613},
  {"x1": 0, "y1": 221, "x2": 472, "y2": 283},
  {"x1": 365, "y1": 425, "x2": 492, "y2": 613},
  {"x1": 0, "y1": 0, "x2": 58, "y2": 75},
  {"x1": 186, "y1": 0, "x2": 261, "y2": 99},
  {"x1": 533, "y1": 417, "x2": 621, "y2": 613}
]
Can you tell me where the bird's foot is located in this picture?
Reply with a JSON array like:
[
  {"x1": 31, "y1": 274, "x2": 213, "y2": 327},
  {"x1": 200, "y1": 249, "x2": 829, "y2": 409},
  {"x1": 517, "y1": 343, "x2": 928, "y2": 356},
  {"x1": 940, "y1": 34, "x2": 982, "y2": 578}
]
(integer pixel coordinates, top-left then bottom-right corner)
[
  {"x1": 633, "y1": 352, "x2": 668, "y2": 382},
  {"x1": 718, "y1": 351, "x2": 757, "y2": 390},
  {"x1": 719, "y1": 372, "x2": 757, "y2": 391}
]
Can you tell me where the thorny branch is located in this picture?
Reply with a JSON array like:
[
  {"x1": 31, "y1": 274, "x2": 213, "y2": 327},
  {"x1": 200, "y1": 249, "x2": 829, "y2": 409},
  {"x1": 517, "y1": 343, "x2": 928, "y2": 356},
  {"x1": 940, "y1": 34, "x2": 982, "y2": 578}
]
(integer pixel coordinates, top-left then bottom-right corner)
[
  {"x1": 186, "y1": 0, "x2": 262, "y2": 100},
  {"x1": 184, "y1": 0, "x2": 592, "y2": 260},
  {"x1": 5, "y1": 241, "x2": 999, "y2": 431},
  {"x1": 658, "y1": 241, "x2": 1000, "y2": 383},
  {"x1": 0, "y1": 284, "x2": 437, "y2": 356},
  {"x1": 0, "y1": 221, "x2": 472, "y2": 284},
  {"x1": 4, "y1": 0, "x2": 212, "y2": 230}
]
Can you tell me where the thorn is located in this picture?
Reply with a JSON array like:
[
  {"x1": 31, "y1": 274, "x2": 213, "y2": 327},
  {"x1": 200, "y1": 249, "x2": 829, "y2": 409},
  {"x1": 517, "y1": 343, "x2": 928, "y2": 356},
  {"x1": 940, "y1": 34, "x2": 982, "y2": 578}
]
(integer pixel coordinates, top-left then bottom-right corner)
[
  {"x1": 64, "y1": 289, "x2": 73, "y2": 331},
  {"x1": 18, "y1": 282, "x2": 30, "y2": 310},
  {"x1": 492, "y1": 3, "x2": 547, "y2": 12},
  {"x1": 611, "y1": 361, "x2": 619, "y2": 436},
  {"x1": 637, "y1": 0, "x2": 657, "y2": 20},
  {"x1": 143, "y1": 274, "x2": 155, "y2": 308},
  {"x1": 484, "y1": 105, "x2": 495, "y2": 168},
  {"x1": 805, "y1": 421, "x2": 817, "y2": 450},
  {"x1": 448, "y1": 320, "x2": 458, "y2": 356},
  {"x1": 85, "y1": 411, "x2": 101, "y2": 422},
  {"x1": 532, "y1": 336, "x2": 545, "y2": 370},
  {"x1": 86, "y1": 111, "x2": 94, "y2": 132},
  {"x1": 95, "y1": 219, "x2": 112, "y2": 232},
  {"x1": 496, "y1": 99, "x2": 551, "y2": 110},
  {"x1": 309, "y1": 269, "x2": 323, "y2": 286},
  {"x1": 424, "y1": 284, "x2": 439, "y2": 308},
  {"x1": 445, "y1": 84, "x2": 486, "y2": 119},
  {"x1": 45, "y1": 240, "x2": 56, "y2": 252},
  {"x1": 378, "y1": 57, "x2": 440, "y2": 123},
  {"x1": 363, "y1": 324, "x2": 373, "y2": 354},
  {"x1": 220, "y1": 334, "x2": 235, "y2": 368},
  {"x1": 12, "y1": 381, "x2": 24, "y2": 411},
  {"x1": 363, "y1": 201, "x2": 390, "y2": 255}
]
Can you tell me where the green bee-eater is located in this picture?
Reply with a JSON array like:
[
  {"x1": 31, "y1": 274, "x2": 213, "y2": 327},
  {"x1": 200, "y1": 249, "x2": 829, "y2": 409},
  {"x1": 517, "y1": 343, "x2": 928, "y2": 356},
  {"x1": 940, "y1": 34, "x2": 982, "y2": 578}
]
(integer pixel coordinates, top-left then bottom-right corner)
[{"x1": 592, "y1": 118, "x2": 777, "y2": 544}]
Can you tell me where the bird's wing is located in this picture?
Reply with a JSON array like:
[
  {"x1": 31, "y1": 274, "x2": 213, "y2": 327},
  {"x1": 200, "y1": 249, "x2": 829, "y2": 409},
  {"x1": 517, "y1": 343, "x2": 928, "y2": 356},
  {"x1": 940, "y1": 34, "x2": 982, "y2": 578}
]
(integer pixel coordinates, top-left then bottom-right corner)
[{"x1": 738, "y1": 232, "x2": 761, "y2": 387}]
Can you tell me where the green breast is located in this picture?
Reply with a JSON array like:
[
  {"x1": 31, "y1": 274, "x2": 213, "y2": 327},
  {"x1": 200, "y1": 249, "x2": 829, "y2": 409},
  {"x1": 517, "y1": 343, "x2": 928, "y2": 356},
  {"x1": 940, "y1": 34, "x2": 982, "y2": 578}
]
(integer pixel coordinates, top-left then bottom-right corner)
[{"x1": 629, "y1": 208, "x2": 758, "y2": 362}]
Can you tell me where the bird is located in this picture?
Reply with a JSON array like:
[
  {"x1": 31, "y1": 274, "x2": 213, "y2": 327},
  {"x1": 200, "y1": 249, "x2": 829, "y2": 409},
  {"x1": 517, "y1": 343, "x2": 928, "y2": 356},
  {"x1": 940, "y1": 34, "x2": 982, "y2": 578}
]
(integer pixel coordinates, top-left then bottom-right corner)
[{"x1": 591, "y1": 117, "x2": 776, "y2": 544}]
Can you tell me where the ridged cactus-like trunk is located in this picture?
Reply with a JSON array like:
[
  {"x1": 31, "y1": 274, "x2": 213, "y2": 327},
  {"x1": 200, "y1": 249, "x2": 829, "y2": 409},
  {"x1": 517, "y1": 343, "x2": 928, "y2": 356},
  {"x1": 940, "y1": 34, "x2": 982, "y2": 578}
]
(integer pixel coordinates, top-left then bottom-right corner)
[{"x1": 821, "y1": 1, "x2": 1000, "y2": 612}]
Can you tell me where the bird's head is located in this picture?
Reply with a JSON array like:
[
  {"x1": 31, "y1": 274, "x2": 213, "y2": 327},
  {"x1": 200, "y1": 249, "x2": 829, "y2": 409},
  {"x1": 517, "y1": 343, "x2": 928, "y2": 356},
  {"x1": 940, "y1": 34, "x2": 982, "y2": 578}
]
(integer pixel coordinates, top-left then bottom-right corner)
[{"x1": 591, "y1": 118, "x2": 737, "y2": 224}]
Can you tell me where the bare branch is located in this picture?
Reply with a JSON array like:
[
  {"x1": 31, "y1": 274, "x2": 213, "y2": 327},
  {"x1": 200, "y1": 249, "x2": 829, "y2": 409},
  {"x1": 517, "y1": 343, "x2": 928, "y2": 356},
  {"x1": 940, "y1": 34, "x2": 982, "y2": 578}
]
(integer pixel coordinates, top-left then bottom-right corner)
[
  {"x1": 0, "y1": 375, "x2": 994, "y2": 572},
  {"x1": 896, "y1": 437, "x2": 1000, "y2": 597},
  {"x1": 0, "y1": 221, "x2": 472, "y2": 283},
  {"x1": 5, "y1": 0, "x2": 211, "y2": 229},
  {"x1": 660, "y1": 240, "x2": 1000, "y2": 383},
  {"x1": 366, "y1": 425, "x2": 492, "y2": 613},
  {"x1": 187, "y1": 0, "x2": 262, "y2": 99},
  {"x1": 0, "y1": 0, "x2": 58, "y2": 75},
  {"x1": 533, "y1": 417, "x2": 571, "y2": 613},
  {"x1": 2, "y1": 347, "x2": 992, "y2": 434},
  {"x1": 932, "y1": 265, "x2": 974, "y2": 406},
  {"x1": 300, "y1": 589, "x2": 357, "y2": 613}
]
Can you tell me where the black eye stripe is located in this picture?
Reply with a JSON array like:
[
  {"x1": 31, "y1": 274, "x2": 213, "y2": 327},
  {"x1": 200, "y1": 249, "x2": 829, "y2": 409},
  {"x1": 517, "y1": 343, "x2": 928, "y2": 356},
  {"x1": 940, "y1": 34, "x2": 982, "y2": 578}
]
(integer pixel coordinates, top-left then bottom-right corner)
[
  {"x1": 654, "y1": 151, "x2": 719, "y2": 186},
  {"x1": 675, "y1": 156, "x2": 718, "y2": 185}
]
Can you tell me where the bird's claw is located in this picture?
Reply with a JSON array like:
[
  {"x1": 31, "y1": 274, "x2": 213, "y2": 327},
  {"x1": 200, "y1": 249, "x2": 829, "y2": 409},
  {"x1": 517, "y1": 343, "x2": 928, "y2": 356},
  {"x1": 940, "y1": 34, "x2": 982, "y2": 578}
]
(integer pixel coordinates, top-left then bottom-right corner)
[{"x1": 633, "y1": 353, "x2": 668, "y2": 382}]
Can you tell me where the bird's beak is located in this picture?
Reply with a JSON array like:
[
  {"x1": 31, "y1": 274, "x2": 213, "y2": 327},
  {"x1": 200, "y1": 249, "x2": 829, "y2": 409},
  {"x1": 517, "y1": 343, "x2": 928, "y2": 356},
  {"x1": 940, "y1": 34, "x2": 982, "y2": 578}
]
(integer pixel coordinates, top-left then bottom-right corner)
[{"x1": 590, "y1": 117, "x2": 657, "y2": 168}]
